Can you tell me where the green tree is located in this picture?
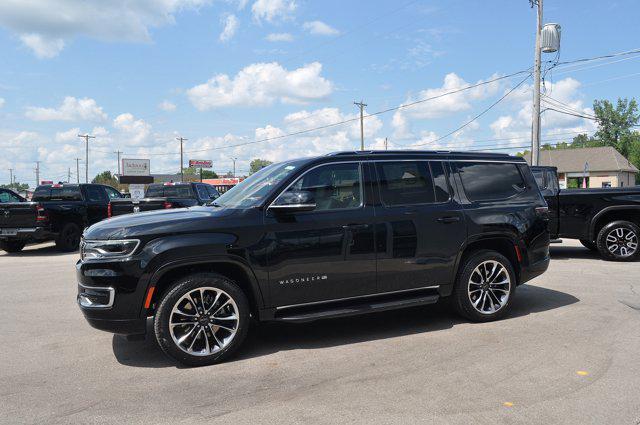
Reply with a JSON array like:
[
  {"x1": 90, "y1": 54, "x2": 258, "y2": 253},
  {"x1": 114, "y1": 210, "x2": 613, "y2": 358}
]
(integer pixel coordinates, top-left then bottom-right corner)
[
  {"x1": 1, "y1": 181, "x2": 29, "y2": 192},
  {"x1": 92, "y1": 171, "x2": 121, "y2": 189},
  {"x1": 593, "y1": 98, "x2": 640, "y2": 156},
  {"x1": 250, "y1": 159, "x2": 273, "y2": 174}
]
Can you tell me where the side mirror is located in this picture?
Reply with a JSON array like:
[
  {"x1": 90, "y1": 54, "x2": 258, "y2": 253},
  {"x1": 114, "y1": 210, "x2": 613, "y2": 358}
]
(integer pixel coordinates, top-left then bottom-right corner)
[{"x1": 269, "y1": 190, "x2": 316, "y2": 213}]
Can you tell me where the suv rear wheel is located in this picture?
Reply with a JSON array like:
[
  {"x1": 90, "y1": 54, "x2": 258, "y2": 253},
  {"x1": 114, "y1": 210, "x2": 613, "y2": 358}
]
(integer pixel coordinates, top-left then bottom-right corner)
[
  {"x1": 596, "y1": 220, "x2": 639, "y2": 261},
  {"x1": 154, "y1": 273, "x2": 250, "y2": 366},
  {"x1": 452, "y1": 250, "x2": 516, "y2": 322},
  {"x1": 0, "y1": 240, "x2": 26, "y2": 253}
]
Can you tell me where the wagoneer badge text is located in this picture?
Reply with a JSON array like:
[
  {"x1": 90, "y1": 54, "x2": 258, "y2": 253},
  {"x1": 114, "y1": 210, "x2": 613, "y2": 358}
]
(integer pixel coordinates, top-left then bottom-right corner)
[{"x1": 279, "y1": 275, "x2": 328, "y2": 285}]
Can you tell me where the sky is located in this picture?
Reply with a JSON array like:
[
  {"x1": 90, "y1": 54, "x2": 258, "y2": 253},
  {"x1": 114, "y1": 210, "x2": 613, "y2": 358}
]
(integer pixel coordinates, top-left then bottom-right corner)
[{"x1": 1, "y1": 0, "x2": 639, "y2": 186}]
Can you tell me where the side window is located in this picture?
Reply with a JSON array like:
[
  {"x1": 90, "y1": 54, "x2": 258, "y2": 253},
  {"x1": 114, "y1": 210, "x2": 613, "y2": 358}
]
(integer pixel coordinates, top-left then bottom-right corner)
[
  {"x1": 0, "y1": 191, "x2": 20, "y2": 203},
  {"x1": 104, "y1": 187, "x2": 121, "y2": 200},
  {"x1": 533, "y1": 170, "x2": 547, "y2": 190},
  {"x1": 430, "y1": 161, "x2": 450, "y2": 202},
  {"x1": 196, "y1": 185, "x2": 209, "y2": 200},
  {"x1": 279, "y1": 162, "x2": 362, "y2": 211},
  {"x1": 457, "y1": 162, "x2": 526, "y2": 202},
  {"x1": 376, "y1": 161, "x2": 435, "y2": 206},
  {"x1": 85, "y1": 186, "x2": 105, "y2": 202},
  {"x1": 206, "y1": 185, "x2": 220, "y2": 199}
]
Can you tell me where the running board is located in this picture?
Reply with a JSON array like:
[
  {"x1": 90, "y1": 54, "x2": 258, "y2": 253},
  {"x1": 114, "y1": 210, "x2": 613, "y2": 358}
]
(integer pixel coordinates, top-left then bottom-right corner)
[
  {"x1": 550, "y1": 238, "x2": 563, "y2": 244},
  {"x1": 273, "y1": 292, "x2": 440, "y2": 323}
]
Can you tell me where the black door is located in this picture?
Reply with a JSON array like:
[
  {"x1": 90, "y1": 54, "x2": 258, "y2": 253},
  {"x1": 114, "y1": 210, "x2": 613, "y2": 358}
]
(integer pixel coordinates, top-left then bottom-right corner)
[
  {"x1": 265, "y1": 162, "x2": 377, "y2": 307},
  {"x1": 373, "y1": 160, "x2": 466, "y2": 293},
  {"x1": 84, "y1": 185, "x2": 109, "y2": 225}
]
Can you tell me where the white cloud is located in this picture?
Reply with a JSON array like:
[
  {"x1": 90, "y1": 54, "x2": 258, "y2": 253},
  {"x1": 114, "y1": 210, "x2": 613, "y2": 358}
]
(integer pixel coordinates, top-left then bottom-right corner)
[
  {"x1": 187, "y1": 61, "x2": 333, "y2": 109},
  {"x1": 0, "y1": 0, "x2": 213, "y2": 58},
  {"x1": 19, "y1": 34, "x2": 65, "y2": 59},
  {"x1": 303, "y1": 21, "x2": 339, "y2": 36},
  {"x1": 54, "y1": 128, "x2": 80, "y2": 143},
  {"x1": 158, "y1": 100, "x2": 177, "y2": 111},
  {"x1": 251, "y1": 0, "x2": 296, "y2": 23},
  {"x1": 25, "y1": 96, "x2": 108, "y2": 122},
  {"x1": 265, "y1": 32, "x2": 294, "y2": 42},
  {"x1": 0, "y1": 98, "x2": 5, "y2": 108},
  {"x1": 113, "y1": 113, "x2": 151, "y2": 145},
  {"x1": 391, "y1": 72, "x2": 503, "y2": 139},
  {"x1": 219, "y1": 14, "x2": 239, "y2": 42}
]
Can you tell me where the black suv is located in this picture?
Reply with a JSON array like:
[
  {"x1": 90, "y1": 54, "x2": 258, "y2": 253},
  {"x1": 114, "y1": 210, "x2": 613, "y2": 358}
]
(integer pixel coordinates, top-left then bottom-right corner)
[{"x1": 77, "y1": 151, "x2": 550, "y2": 366}]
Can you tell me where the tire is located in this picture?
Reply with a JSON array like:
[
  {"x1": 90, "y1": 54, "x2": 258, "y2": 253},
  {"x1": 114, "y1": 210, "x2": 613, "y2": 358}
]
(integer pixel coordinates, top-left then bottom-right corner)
[
  {"x1": 596, "y1": 220, "x2": 640, "y2": 262},
  {"x1": 452, "y1": 250, "x2": 516, "y2": 322},
  {"x1": 580, "y1": 239, "x2": 598, "y2": 251},
  {"x1": 154, "y1": 273, "x2": 250, "y2": 367},
  {"x1": 55, "y1": 222, "x2": 81, "y2": 252},
  {"x1": 0, "y1": 240, "x2": 26, "y2": 253}
]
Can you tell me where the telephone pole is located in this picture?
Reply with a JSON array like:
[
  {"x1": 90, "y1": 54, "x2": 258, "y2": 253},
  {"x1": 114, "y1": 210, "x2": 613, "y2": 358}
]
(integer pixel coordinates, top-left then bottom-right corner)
[
  {"x1": 67, "y1": 168, "x2": 71, "y2": 183},
  {"x1": 176, "y1": 137, "x2": 188, "y2": 182},
  {"x1": 8, "y1": 168, "x2": 13, "y2": 188},
  {"x1": 75, "y1": 158, "x2": 81, "y2": 184},
  {"x1": 35, "y1": 161, "x2": 40, "y2": 187},
  {"x1": 77, "y1": 134, "x2": 95, "y2": 183},
  {"x1": 384, "y1": 137, "x2": 388, "y2": 150},
  {"x1": 530, "y1": 0, "x2": 543, "y2": 166},
  {"x1": 354, "y1": 100, "x2": 367, "y2": 151},
  {"x1": 232, "y1": 158, "x2": 237, "y2": 178},
  {"x1": 114, "y1": 150, "x2": 123, "y2": 176}
]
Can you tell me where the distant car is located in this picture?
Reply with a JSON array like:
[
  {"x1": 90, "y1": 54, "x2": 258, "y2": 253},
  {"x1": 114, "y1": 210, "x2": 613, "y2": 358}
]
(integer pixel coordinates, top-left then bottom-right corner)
[
  {"x1": 532, "y1": 166, "x2": 640, "y2": 261},
  {"x1": 0, "y1": 183, "x2": 123, "y2": 253},
  {"x1": 108, "y1": 182, "x2": 220, "y2": 217},
  {"x1": 0, "y1": 188, "x2": 26, "y2": 203}
]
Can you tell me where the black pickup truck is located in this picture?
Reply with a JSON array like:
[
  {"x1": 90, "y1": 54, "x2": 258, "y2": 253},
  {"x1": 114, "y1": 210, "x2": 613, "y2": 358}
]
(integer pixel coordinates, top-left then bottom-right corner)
[
  {"x1": 532, "y1": 166, "x2": 640, "y2": 261},
  {"x1": 0, "y1": 183, "x2": 122, "y2": 253},
  {"x1": 109, "y1": 182, "x2": 219, "y2": 217}
]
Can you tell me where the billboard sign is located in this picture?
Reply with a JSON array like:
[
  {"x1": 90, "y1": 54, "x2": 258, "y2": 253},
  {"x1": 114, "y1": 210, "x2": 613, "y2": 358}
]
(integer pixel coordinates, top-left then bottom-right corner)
[
  {"x1": 122, "y1": 158, "x2": 150, "y2": 176},
  {"x1": 189, "y1": 159, "x2": 212, "y2": 168}
]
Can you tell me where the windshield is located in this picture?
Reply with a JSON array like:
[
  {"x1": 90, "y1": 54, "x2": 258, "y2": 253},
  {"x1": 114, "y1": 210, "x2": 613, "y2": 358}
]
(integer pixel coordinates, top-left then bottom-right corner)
[{"x1": 215, "y1": 160, "x2": 307, "y2": 208}]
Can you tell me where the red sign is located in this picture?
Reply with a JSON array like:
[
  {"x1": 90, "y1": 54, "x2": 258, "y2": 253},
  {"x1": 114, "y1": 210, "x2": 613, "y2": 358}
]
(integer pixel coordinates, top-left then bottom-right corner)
[
  {"x1": 40, "y1": 180, "x2": 53, "y2": 184},
  {"x1": 189, "y1": 159, "x2": 212, "y2": 168},
  {"x1": 202, "y1": 178, "x2": 242, "y2": 185}
]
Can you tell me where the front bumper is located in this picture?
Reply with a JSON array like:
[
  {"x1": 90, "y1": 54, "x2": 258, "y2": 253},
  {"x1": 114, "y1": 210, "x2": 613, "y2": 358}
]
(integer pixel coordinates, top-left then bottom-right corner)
[{"x1": 0, "y1": 226, "x2": 52, "y2": 241}]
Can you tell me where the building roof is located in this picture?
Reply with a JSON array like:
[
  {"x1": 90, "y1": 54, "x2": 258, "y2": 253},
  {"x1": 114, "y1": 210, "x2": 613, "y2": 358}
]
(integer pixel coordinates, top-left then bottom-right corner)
[{"x1": 524, "y1": 146, "x2": 638, "y2": 173}]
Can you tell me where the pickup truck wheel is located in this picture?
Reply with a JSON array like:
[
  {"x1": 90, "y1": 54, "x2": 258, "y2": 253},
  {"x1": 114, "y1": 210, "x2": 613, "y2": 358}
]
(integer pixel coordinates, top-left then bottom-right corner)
[
  {"x1": 154, "y1": 273, "x2": 250, "y2": 367},
  {"x1": 0, "y1": 240, "x2": 26, "y2": 253},
  {"x1": 596, "y1": 220, "x2": 640, "y2": 261},
  {"x1": 55, "y1": 223, "x2": 81, "y2": 252},
  {"x1": 452, "y1": 250, "x2": 515, "y2": 322},
  {"x1": 580, "y1": 239, "x2": 598, "y2": 251}
]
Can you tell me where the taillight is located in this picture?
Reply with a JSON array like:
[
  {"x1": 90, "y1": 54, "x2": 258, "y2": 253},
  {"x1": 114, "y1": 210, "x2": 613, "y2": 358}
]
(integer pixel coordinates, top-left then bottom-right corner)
[
  {"x1": 35, "y1": 204, "x2": 48, "y2": 222},
  {"x1": 107, "y1": 202, "x2": 112, "y2": 218},
  {"x1": 163, "y1": 201, "x2": 173, "y2": 209}
]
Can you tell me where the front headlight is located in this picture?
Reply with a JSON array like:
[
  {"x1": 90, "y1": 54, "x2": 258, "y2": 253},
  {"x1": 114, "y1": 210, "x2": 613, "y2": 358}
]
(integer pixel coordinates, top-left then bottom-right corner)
[{"x1": 81, "y1": 239, "x2": 140, "y2": 260}]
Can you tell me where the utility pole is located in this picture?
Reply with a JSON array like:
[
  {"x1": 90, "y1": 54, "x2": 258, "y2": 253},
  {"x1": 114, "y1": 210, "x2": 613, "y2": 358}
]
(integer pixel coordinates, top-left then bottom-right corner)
[
  {"x1": 354, "y1": 100, "x2": 367, "y2": 151},
  {"x1": 530, "y1": 0, "x2": 543, "y2": 166},
  {"x1": 176, "y1": 137, "x2": 188, "y2": 182},
  {"x1": 67, "y1": 168, "x2": 71, "y2": 183},
  {"x1": 384, "y1": 137, "x2": 388, "y2": 150},
  {"x1": 8, "y1": 168, "x2": 13, "y2": 188},
  {"x1": 35, "y1": 161, "x2": 40, "y2": 187},
  {"x1": 232, "y1": 158, "x2": 237, "y2": 178},
  {"x1": 77, "y1": 134, "x2": 95, "y2": 183},
  {"x1": 114, "y1": 150, "x2": 122, "y2": 176},
  {"x1": 75, "y1": 158, "x2": 81, "y2": 184}
]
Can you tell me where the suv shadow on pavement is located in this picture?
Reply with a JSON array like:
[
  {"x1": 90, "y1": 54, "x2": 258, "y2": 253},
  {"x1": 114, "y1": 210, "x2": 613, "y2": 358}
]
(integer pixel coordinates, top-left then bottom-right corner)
[
  {"x1": 0, "y1": 243, "x2": 73, "y2": 258},
  {"x1": 549, "y1": 245, "x2": 603, "y2": 261},
  {"x1": 111, "y1": 284, "x2": 579, "y2": 369}
]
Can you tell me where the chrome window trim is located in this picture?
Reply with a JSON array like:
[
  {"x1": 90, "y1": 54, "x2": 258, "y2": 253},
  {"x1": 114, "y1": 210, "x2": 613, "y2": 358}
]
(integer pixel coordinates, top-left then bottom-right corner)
[
  {"x1": 77, "y1": 282, "x2": 115, "y2": 309},
  {"x1": 268, "y1": 161, "x2": 365, "y2": 213},
  {"x1": 275, "y1": 285, "x2": 440, "y2": 310}
]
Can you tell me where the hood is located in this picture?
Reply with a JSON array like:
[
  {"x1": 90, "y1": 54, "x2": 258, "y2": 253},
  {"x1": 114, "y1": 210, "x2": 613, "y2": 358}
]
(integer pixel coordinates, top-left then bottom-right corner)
[{"x1": 83, "y1": 206, "x2": 236, "y2": 240}]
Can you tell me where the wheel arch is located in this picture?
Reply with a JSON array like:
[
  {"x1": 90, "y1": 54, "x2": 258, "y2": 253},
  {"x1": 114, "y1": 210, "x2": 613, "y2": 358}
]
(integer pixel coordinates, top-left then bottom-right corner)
[
  {"x1": 144, "y1": 257, "x2": 265, "y2": 318},
  {"x1": 589, "y1": 206, "x2": 640, "y2": 241}
]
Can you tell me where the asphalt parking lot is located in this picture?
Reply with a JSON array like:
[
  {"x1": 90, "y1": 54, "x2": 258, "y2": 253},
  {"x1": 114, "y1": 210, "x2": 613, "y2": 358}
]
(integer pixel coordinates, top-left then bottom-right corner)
[{"x1": 1, "y1": 240, "x2": 639, "y2": 425}]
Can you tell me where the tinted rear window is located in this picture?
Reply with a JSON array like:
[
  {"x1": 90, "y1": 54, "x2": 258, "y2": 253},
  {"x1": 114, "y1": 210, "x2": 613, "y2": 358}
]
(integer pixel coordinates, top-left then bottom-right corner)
[
  {"x1": 457, "y1": 162, "x2": 526, "y2": 201},
  {"x1": 376, "y1": 161, "x2": 435, "y2": 206},
  {"x1": 145, "y1": 185, "x2": 193, "y2": 198},
  {"x1": 32, "y1": 186, "x2": 82, "y2": 201}
]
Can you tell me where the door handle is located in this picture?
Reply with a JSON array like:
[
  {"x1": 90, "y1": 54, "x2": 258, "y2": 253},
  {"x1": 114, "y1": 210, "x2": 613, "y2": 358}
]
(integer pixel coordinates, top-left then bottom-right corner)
[
  {"x1": 437, "y1": 216, "x2": 460, "y2": 224},
  {"x1": 342, "y1": 224, "x2": 369, "y2": 230}
]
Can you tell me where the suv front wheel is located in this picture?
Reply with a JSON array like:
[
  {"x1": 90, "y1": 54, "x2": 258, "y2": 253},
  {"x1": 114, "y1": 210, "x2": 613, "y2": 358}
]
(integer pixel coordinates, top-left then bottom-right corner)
[
  {"x1": 154, "y1": 273, "x2": 250, "y2": 366},
  {"x1": 452, "y1": 250, "x2": 516, "y2": 322}
]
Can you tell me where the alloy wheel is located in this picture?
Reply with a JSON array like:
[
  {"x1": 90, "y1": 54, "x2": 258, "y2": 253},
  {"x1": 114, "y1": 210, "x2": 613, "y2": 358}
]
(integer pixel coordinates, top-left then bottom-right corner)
[
  {"x1": 169, "y1": 287, "x2": 239, "y2": 356},
  {"x1": 605, "y1": 227, "x2": 638, "y2": 258},
  {"x1": 467, "y1": 260, "x2": 511, "y2": 315}
]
